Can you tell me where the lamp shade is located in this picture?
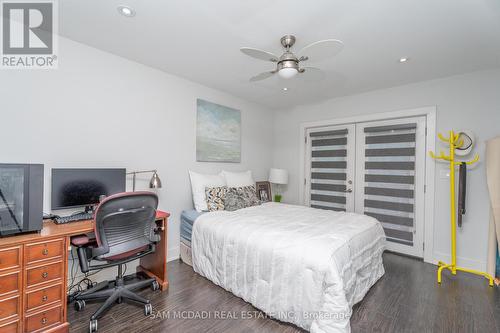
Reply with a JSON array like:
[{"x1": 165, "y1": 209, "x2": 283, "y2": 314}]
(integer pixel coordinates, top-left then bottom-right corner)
[
  {"x1": 278, "y1": 67, "x2": 298, "y2": 79},
  {"x1": 149, "y1": 172, "x2": 162, "y2": 189},
  {"x1": 269, "y1": 168, "x2": 288, "y2": 185}
]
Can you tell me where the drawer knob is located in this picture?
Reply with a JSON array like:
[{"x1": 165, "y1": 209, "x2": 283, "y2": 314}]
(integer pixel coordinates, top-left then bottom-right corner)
[
  {"x1": 42, "y1": 272, "x2": 48, "y2": 278},
  {"x1": 42, "y1": 248, "x2": 49, "y2": 255},
  {"x1": 42, "y1": 295, "x2": 48, "y2": 302},
  {"x1": 41, "y1": 317, "x2": 47, "y2": 325}
]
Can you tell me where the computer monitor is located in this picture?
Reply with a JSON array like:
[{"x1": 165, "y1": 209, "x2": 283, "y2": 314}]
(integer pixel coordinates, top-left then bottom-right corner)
[{"x1": 51, "y1": 168, "x2": 126, "y2": 211}]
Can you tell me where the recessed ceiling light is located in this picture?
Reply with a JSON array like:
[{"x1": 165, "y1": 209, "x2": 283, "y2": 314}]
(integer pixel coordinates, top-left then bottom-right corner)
[
  {"x1": 399, "y1": 57, "x2": 409, "y2": 63},
  {"x1": 118, "y1": 5, "x2": 135, "y2": 17},
  {"x1": 282, "y1": 87, "x2": 288, "y2": 91}
]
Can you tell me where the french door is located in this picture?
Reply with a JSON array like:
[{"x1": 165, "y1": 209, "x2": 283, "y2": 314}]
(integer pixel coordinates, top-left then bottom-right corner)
[
  {"x1": 305, "y1": 116, "x2": 426, "y2": 257},
  {"x1": 305, "y1": 124, "x2": 356, "y2": 212}
]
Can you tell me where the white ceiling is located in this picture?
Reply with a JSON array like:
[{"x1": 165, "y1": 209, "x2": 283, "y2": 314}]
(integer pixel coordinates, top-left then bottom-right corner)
[{"x1": 59, "y1": 0, "x2": 500, "y2": 109}]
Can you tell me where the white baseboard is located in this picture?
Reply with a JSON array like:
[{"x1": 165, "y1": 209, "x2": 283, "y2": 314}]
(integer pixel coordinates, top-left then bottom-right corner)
[
  {"x1": 429, "y1": 251, "x2": 487, "y2": 272},
  {"x1": 167, "y1": 246, "x2": 180, "y2": 262}
]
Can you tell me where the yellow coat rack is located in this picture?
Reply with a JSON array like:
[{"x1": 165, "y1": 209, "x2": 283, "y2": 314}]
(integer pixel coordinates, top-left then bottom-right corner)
[{"x1": 430, "y1": 130, "x2": 493, "y2": 286}]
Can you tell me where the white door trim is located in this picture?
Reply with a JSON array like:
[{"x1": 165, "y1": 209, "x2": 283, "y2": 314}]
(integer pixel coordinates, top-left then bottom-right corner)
[{"x1": 298, "y1": 106, "x2": 436, "y2": 263}]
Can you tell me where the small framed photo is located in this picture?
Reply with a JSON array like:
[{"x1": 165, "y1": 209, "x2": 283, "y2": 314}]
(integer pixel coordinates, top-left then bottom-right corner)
[{"x1": 256, "y1": 181, "x2": 272, "y2": 202}]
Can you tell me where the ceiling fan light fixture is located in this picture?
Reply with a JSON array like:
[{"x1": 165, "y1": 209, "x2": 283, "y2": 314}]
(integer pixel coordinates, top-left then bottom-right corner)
[
  {"x1": 277, "y1": 58, "x2": 299, "y2": 79},
  {"x1": 242, "y1": 35, "x2": 342, "y2": 83},
  {"x1": 278, "y1": 67, "x2": 298, "y2": 79}
]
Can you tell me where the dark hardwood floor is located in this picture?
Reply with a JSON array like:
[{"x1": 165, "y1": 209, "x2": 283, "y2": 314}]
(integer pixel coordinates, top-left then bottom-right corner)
[{"x1": 68, "y1": 253, "x2": 500, "y2": 333}]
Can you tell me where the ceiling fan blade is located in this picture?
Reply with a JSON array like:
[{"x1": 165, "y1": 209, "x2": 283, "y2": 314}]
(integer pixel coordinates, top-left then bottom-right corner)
[
  {"x1": 240, "y1": 47, "x2": 279, "y2": 62},
  {"x1": 298, "y1": 39, "x2": 344, "y2": 63},
  {"x1": 298, "y1": 67, "x2": 326, "y2": 81},
  {"x1": 249, "y1": 71, "x2": 277, "y2": 82}
]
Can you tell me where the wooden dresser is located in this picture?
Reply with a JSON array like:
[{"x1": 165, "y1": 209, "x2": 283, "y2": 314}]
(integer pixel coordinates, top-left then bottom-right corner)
[
  {"x1": 0, "y1": 213, "x2": 169, "y2": 332},
  {"x1": 0, "y1": 234, "x2": 68, "y2": 333}
]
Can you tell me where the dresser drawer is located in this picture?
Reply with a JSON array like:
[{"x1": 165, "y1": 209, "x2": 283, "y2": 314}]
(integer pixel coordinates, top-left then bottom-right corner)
[
  {"x1": 0, "y1": 271, "x2": 21, "y2": 297},
  {"x1": 0, "y1": 295, "x2": 20, "y2": 322},
  {"x1": 26, "y1": 262, "x2": 63, "y2": 288},
  {"x1": 0, "y1": 247, "x2": 21, "y2": 272},
  {"x1": 25, "y1": 305, "x2": 62, "y2": 333},
  {"x1": 26, "y1": 283, "x2": 62, "y2": 312},
  {"x1": 0, "y1": 319, "x2": 19, "y2": 333},
  {"x1": 25, "y1": 239, "x2": 64, "y2": 264}
]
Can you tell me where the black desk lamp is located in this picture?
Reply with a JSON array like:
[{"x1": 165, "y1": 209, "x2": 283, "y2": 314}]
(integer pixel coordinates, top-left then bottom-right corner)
[{"x1": 127, "y1": 170, "x2": 162, "y2": 191}]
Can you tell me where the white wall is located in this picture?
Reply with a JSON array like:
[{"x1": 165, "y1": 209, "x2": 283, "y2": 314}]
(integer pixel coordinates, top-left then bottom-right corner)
[
  {"x1": 3, "y1": 33, "x2": 499, "y2": 279},
  {"x1": 0, "y1": 37, "x2": 274, "y2": 280},
  {"x1": 272, "y1": 69, "x2": 500, "y2": 271}
]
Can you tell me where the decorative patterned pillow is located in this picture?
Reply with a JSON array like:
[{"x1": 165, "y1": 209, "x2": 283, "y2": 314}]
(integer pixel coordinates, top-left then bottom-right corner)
[
  {"x1": 205, "y1": 186, "x2": 228, "y2": 211},
  {"x1": 224, "y1": 186, "x2": 260, "y2": 211}
]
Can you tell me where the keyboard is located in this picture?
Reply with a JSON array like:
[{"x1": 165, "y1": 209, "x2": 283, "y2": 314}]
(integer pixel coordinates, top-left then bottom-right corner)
[{"x1": 54, "y1": 212, "x2": 93, "y2": 224}]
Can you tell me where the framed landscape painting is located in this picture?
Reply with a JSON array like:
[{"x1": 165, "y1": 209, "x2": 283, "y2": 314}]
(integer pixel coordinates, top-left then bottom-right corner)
[{"x1": 196, "y1": 99, "x2": 241, "y2": 163}]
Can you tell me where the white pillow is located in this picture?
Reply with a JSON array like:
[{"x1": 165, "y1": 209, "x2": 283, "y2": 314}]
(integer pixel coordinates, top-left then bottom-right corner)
[
  {"x1": 221, "y1": 170, "x2": 255, "y2": 187},
  {"x1": 189, "y1": 171, "x2": 226, "y2": 212}
]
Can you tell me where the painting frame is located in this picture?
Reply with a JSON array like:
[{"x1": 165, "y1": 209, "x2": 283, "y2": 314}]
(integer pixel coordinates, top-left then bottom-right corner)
[
  {"x1": 196, "y1": 99, "x2": 241, "y2": 163},
  {"x1": 256, "y1": 181, "x2": 272, "y2": 203}
]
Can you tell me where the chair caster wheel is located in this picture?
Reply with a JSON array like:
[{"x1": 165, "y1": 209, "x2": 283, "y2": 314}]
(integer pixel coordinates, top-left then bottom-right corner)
[
  {"x1": 151, "y1": 280, "x2": 160, "y2": 291},
  {"x1": 144, "y1": 303, "x2": 153, "y2": 316},
  {"x1": 89, "y1": 319, "x2": 98, "y2": 333},
  {"x1": 74, "y1": 300, "x2": 86, "y2": 312}
]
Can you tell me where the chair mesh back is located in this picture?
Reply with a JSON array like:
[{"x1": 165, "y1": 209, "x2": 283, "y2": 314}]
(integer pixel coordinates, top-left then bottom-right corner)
[{"x1": 94, "y1": 192, "x2": 159, "y2": 259}]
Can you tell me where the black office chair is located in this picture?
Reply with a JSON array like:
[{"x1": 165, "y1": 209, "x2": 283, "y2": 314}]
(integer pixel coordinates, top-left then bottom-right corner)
[{"x1": 71, "y1": 191, "x2": 161, "y2": 333}]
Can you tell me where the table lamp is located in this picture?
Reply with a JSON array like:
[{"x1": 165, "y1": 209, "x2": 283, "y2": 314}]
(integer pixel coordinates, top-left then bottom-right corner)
[
  {"x1": 269, "y1": 168, "x2": 288, "y2": 202},
  {"x1": 127, "y1": 170, "x2": 162, "y2": 191}
]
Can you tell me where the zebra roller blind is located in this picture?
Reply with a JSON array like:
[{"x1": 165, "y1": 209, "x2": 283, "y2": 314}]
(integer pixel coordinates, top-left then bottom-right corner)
[
  {"x1": 363, "y1": 123, "x2": 417, "y2": 246},
  {"x1": 309, "y1": 128, "x2": 350, "y2": 211}
]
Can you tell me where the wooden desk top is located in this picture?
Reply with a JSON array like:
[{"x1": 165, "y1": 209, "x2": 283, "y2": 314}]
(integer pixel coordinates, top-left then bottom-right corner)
[
  {"x1": 0, "y1": 220, "x2": 94, "y2": 247},
  {"x1": 0, "y1": 211, "x2": 170, "y2": 248}
]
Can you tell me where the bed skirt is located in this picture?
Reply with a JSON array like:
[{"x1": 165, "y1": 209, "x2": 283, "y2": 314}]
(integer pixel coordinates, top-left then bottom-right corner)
[{"x1": 180, "y1": 242, "x2": 193, "y2": 267}]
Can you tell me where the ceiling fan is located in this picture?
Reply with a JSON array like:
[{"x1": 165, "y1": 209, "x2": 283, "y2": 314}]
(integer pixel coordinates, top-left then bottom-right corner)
[{"x1": 240, "y1": 35, "x2": 344, "y2": 82}]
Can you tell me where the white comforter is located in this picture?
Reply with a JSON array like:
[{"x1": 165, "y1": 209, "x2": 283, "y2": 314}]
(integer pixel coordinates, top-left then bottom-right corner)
[{"x1": 192, "y1": 203, "x2": 386, "y2": 333}]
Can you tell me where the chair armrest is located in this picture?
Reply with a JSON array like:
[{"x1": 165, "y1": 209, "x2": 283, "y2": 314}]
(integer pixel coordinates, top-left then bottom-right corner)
[
  {"x1": 70, "y1": 234, "x2": 97, "y2": 274},
  {"x1": 71, "y1": 235, "x2": 91, "y2": 246}
]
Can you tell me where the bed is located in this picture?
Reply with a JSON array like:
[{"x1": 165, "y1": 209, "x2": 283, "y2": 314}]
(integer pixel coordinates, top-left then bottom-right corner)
[{"x1": 185, "y1": 203, "x2": 386, "y2": 333}]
